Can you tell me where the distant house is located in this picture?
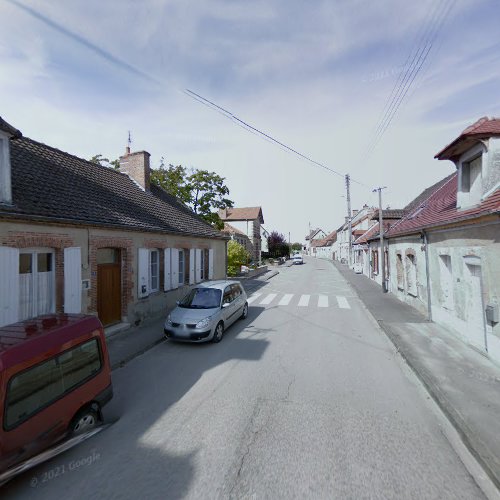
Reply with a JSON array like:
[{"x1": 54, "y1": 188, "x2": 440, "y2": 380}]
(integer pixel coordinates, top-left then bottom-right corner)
[
  {"x1": 384, "y1": 117, "x2": 500, "y2": 362},
  {"x1": 305, "y1": 228, "x2": 327, "y2": 256},
  {"x1": 222, "y1": 222, "x2": 252, "y2": 256},
  {"x1": 218, "y1": 207, "x2": 264, "y2": 262},
  {"x1": 312, "y1": 231, "x2": 337, "y2": 259},
  {"x1": 0, "y1": 117, "x2": 228, "y2": 329}
]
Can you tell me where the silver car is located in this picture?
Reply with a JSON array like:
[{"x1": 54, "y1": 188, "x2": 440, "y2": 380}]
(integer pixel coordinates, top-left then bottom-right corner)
[{"x1": 164, "y1": 280, "x2": 248, "y2": 343}]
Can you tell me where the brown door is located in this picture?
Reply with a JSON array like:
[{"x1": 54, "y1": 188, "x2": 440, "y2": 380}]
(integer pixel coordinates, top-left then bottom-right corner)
[{"x1": 97, "y1": 263, "x2": 121, "y2": 326}]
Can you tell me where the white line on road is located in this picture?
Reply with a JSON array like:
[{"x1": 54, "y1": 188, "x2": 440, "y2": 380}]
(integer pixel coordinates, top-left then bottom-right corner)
[
  {"x1": 318, "y1": 295, "x2": 329, "y2": 308},
  {"x1": 247, "y1": 293, "x2": 262, "y2": 304},
  {"x1": 260, "y1": 293, "x2": 277, "y2": 305},
  {"x1": 298, "y1": 295, "x2": 310, "y2": 307},
  {"x1": 278, "y1": 294, "x2": 293, "y2": 306},
  {"x1": 336, "y1": 296, "x2": 351, "y2": 309}
]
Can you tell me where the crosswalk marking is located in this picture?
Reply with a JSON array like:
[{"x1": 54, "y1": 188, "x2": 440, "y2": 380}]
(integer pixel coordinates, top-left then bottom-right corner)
[
  {"x1": 336, "y1": 296, "x2": 351, "y2": 309},
  {"x1": 318, "y1": 295, "x2": 328, "y2": 308},
  {"x1": 260, "y1": 293, "x2": 277, "y2": 305},
  {"x1": 247, "y1": 293, "x2": 262, "y2": 304},
  {"x1": 298, "y1": 294, "x2": 310, "y2": 307},
  {"x1": 278, "y1": 294, "x2": 293, "y2": 306}
]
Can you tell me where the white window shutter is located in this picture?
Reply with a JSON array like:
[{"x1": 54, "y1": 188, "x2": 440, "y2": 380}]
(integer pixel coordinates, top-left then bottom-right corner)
[
  {"x1": 0, "y1": 246, "x2": 19, "y2": 327},
  {"x1": 171, "y1": 249, "x2": 179, "y2": 289},
  {"x1": 208, "y1": 249, "x2": 214, "y2": 280},
  {"x1": 189, "y1": 249, "x2": 195, "y2": 284},
  {"x1": 138, "y1": 248, "x2": 149, "y2": 298},
  {"x1": 195, "y1": 249, "x2": 202, "y2": 283},
  {"x1": 64, "y1": 247, "x2": 82, "y2": 313},
  {"x1": 164, "y1": 248, "x2": 171, "y2": 291}
]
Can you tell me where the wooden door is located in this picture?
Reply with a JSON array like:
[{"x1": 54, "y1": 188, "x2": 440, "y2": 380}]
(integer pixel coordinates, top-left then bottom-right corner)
[{"x1": 97, "y1": 263, "x2": 121, "y2": 326}]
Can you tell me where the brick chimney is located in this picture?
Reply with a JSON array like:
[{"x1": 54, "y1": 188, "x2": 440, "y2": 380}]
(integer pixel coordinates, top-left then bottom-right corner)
[{"x1": 119, "y1": 149, "x2": 151, "y2": 191}]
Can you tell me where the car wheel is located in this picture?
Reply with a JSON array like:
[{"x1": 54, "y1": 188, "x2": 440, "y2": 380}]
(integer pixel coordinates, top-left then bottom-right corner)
[
  {"x1": 69, "y1": 407, "x2": 100, "y2": 436},
  {"x1": 240, "y1": 302, "x2": 248, "y2": 320},
  {"x1": 212, "y1": 322, "x2": 224, "y2": 343}
]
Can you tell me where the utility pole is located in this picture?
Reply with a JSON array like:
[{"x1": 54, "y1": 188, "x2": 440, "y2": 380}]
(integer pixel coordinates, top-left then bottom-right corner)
[
  {"x1": 345, "y1": 174, "x2": 352, "y2": 267},
  {"x1": 373, "y1": 186, "x2": 387, "y2": 293}
]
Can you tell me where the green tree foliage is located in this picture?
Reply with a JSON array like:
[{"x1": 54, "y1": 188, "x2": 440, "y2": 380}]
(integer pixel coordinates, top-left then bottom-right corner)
[
  {"x1": 89, "y1": 154, "x2": 120, "y2": 170},
  {"x1": 227, "y1": 240, "x2": 250, "y2": 277},
  {"x1": 150, "y1": 163, "x2": 233, "y2": 229},
  {"x1": 291, "y1": 242, "x2": 303, "y2": 252}
]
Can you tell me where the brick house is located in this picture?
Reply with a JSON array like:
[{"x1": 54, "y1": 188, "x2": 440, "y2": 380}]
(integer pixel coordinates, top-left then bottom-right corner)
[
  {"x1": 0, "y1": 117, "x2": 228, "y2": 328},
  {"x1": 218, "y1": 207, "x2": 264, "y2": 262},
  {"x1": 384, "y1": 117, "x2": 500, "y2": 362}
]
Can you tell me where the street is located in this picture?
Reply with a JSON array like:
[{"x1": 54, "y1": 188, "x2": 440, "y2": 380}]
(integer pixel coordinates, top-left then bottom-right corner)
[{"x1": 4, "y1": 257, "x2": 484, "y2": 499}]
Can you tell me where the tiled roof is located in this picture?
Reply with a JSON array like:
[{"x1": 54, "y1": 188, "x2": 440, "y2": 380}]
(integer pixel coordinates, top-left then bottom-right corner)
[
  {"x1": 435, "y1": 117, "x2": 500, "y2": 162},
  {"x1": 385, "y1": 172, "x2": 500, "y2": 237},
  {"x1": 2, "y1": 137, "x2": 227, "y2": 239},
  {"x1": 219, "y1": 207, "x2": 264, "y2": 224},
  {"x1": 370, "y1": 209, "x2": 406, "y2": 220},
  {"x1": 305, "y1": 228, "x2": 322, "y2": 240},
  {"x1": 222, "y1": 222, "x2": 249, "y2": 238}
]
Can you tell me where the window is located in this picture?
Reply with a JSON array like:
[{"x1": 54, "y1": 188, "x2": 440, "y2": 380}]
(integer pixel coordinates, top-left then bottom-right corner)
[
  {"x1": 178, "y1": 250, "x2": 185, "y2": 285},
  {"x1": 396, "y1": 253, "x2": 404, "y2": 290},
  {"x1": 19, "y1": 250, "x2": 55, "y2": 321},
  {"x1": 223, "y1": 286, "x2": 232, "y2": 305},
  {"x1": 460, "y1": 155, "x2": 482, "y2": 207},
  {"x1": 439, "y1": 254, "x2": 453, "y2": 309},
  {"x1": 406, "y1": 254, "x2": 417, "y2": 297},
  {"x1": 371, "y1": 249, "x2": 379, "y2": 275},
  {"x1": 149, "y1": 249, "x2": 159, "y2": 292},
  {"x1": 200, "y1": 249, "x2": 209, "y2": 280},
  {"x1": 5, "y1": 339, "x2": 102, "y2": 429},
  {"x1": 184, "y1": 249, "x2": 190, "y2": 284}
]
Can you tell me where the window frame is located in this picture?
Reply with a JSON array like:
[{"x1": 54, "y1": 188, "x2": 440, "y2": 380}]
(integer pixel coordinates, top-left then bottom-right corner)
[
  {"x1": 4, "y1": 338, "x2": 104, "y2": 431},
  {"x1": 149, "y1": 249, "x2": 159, "y2": 292},
  {"x1": 178, "y1": 250, "x2": 185, "y2": 285}
]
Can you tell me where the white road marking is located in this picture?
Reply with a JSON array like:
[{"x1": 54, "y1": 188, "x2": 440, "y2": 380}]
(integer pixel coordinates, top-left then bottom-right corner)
[
  {"x1": 247, "y1": 293, "x2": 262, "y2": 304},
  {"x1": 278, "y1": 294, "x2": 293, "y2": 306},
  {"x1": 260, "y1": 293, "x2": 277, "y2": 305},
  {"x1": 336, "y1": 296, "x2": 351, "y2": 309},
  {"x1": 298, "y1": 295, "x2": 310, "y2": 307},
  {"x1": 318, "y1": 295, "x2": 329, "y2": 308}
]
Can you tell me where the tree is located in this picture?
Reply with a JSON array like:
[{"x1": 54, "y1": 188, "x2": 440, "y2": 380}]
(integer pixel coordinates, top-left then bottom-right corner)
[
  {"x1": 89, "y1": 154, "x2": 120, "y2": 170},
  {"x1": 291, "y1": 242, "x2": 302, "y2": 252},
  {"x1": 150, "y1": 164, "x2": 233, "y2": 229},
  {"x1": 227, "y1": 240, "x2": 250, "y2": 276},
  {"x1": 267, "y1": 231, "x2": 290, "y2": 257}
]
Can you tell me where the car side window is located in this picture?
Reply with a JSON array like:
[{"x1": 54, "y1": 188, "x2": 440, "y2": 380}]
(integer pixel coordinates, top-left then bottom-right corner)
[
  {"x1": 231, "y1": 284, "x2": 241, "y2": 299},
  {"x1": 223, "y1": 287, "x2": 232, "y2": 304}
]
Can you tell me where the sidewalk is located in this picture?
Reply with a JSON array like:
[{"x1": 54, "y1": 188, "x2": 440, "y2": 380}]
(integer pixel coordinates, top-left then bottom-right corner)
[{"x1": 333, "y1": 260, "x2": 500, "y2": 490}]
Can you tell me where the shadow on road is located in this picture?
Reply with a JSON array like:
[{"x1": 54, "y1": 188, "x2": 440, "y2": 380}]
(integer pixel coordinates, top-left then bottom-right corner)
[{"x1": 3, "y1": 307, "x2": 268, "y2": 498}]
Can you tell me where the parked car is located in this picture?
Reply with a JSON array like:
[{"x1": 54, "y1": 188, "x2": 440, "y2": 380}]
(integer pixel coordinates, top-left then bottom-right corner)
[
  {"x1": 164, "y1": 280, "x2": 248, "y2": 343},
  {"x1": 293, "y1": 254, "x2": 304, "y2": 265},
  {"x1": 0, "y1": 314, "x2": 113, "y2": 474}
]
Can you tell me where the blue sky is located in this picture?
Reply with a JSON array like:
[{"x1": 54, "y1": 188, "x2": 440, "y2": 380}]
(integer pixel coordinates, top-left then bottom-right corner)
[{"x1": 1, "y1": 0, "x2": 500, "y2": 241}]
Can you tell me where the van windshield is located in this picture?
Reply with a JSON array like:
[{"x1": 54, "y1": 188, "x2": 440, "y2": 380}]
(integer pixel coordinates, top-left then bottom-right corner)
[{"x1": 179, "y1": 288, "x2": 222, "y2": 309}]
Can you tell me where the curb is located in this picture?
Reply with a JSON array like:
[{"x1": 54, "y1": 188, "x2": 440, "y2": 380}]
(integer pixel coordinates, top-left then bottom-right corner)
[{"x1": 329, "y1": 260, "x2": 500, "y2": 494}]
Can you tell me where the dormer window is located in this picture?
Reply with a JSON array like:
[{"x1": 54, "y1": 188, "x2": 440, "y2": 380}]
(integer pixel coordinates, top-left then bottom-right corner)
[
  {"x1": 457, "y1": 145, "x2": 484, "y2": 209},
  {"x1": 0, "y1": 133, "x2": 12, "y2": 205}
]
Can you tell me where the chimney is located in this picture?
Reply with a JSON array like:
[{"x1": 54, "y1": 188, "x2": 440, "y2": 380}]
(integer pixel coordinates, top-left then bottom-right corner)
[
  {"x1": 119, "y1": 149, "x2": 151, "y2": 191},
  {"x1": 0, "y1": 117, "x2": 22, "y2": 205}
]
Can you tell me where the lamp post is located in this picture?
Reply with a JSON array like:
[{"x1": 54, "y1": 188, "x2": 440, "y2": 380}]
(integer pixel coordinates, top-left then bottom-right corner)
[{"x1": 373, "y1": 186, "x2": 387, "y2": 293}]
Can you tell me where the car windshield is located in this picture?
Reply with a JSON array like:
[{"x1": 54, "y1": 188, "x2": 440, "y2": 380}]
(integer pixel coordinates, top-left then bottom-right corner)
[{"x1": 178, "y1": 288, "x2": 222, "y2": 309}]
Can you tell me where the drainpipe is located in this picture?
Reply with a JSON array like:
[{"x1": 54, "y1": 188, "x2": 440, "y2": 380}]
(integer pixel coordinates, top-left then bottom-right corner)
[
  {"x1": 224, "y1": 239, "x2": 228, "y2": 279},
  {"x1": 422, "y1": 230, "x2": 432, "y2": 321}
]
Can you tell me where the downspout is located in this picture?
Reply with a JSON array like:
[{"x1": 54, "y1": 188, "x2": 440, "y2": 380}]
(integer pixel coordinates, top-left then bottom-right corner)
[
  {"x1": 224, "y1": 239, "x2": 228, "y2": 279},
  {"x1": 422, "y1": 230, "x2": 432, "y2": 321}
]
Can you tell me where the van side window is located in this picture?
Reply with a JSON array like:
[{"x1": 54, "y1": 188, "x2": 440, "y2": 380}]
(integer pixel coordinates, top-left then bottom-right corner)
[{"x1": 5, "y1": 339, "x2": 102, "y2": 430}]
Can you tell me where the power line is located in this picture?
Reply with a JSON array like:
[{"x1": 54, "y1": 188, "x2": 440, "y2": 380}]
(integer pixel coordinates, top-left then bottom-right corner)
[
  {"x1": 184, "y1": 89, "x2": 371, "y2": 188},
  {"x1": 362, "y1": 0, "x2": 455, "y2": 160}
]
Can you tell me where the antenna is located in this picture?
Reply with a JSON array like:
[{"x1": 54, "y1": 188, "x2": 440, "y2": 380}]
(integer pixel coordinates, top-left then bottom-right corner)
[{"x1": 126, "y1": 131, "x2": 132, "y2": 154}]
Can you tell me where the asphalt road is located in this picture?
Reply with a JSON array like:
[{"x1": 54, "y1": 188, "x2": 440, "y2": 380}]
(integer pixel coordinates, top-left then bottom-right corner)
[{"x1": 4, "y1": 257, "x2": 484, "y2": 499}]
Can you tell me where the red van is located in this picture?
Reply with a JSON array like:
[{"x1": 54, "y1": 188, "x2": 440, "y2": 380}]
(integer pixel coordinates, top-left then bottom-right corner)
[{"x1": 0, "y1": 314, "x2": 113, "y2": 474}]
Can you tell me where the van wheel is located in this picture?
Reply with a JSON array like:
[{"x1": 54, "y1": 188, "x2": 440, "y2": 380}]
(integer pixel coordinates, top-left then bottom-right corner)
[
  {"x1": 212, "y1": 322, "x2": 224, "y2": 343},
  {"x1": 70, "y1": 407, "x2": 100, "y2": 436}
]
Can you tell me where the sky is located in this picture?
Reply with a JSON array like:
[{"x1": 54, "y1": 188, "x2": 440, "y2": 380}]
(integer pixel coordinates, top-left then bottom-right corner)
[{"x1": 1, "y1": 0, "x2": 500, "y2": 242}]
